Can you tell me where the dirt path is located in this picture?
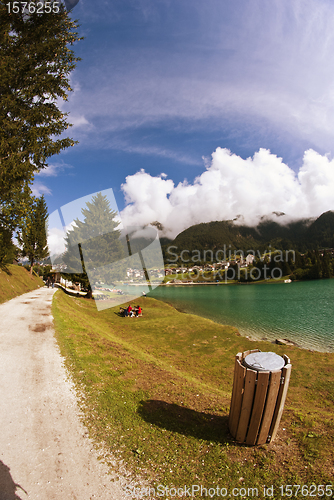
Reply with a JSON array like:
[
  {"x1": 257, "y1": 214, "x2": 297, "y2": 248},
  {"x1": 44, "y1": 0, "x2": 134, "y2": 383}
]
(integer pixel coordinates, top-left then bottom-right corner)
[{"x1": 0, "y1": 287, "x2": 131, "y2": 500}]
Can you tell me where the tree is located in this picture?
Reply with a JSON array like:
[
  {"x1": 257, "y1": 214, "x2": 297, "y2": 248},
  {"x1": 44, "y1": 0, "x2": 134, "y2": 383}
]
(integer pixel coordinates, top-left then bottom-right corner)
[
  {"x1": 0, "y1": 228, "x2": 18, "y2": 267},
  {"x1": 0, "y1": 182, "x2": 34, "y2": 231},
  {"x1": 281, "y1": 260, "x2": 291, "y2": 276},
  {"x1": 0, "y1": 1, "x2": 82, "y2": 205},
  {"x1": 321, "y1": 251, "x2": 332, "y2": 279},
  {"x1": 62, "y1": 193, "x2": 125, "y2": 297},
  {"x1": 19, "y1": 195, "x2": 49, "y2": 272}
]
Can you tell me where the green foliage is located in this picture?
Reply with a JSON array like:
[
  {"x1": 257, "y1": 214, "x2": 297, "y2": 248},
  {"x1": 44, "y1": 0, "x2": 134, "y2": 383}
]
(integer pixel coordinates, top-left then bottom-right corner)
[
  {"x1": 0, "y1": 182, "x2": 34, "y2": 230},
  {"x1": 0, "y1": 1, "x2": 82, "y2": 270},
  {"x1": 163, "y1": 221, "x2": 261, "y2": 264},
  {"x1": 0, "y1": 1, "x2": 82, "y2": 202},
  {"x1": 42, "y1": 264, "x2": 52, "y2": 278},
  {"x1": 0, "y1": 227, "x2": 18, "y2": 266},
  {"x1": 0, "y1": 183, "x2": 36, "y2": 266},
  {"x1": 19, "y1": 195, "x2": 49, "y2": 270},
  {"x1": 306, "y1": 211, "x2": 334, "y2": 248}
]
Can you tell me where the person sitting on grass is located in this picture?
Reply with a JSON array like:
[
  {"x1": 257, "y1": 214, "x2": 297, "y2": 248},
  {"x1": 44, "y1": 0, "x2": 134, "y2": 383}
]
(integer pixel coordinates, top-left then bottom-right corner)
[
  {"x1": 136, "y1": 305, "x2": 142, "y2": 317},
  {"x1": 127, "y1": 304, "x2": 133, "y2": 317}
]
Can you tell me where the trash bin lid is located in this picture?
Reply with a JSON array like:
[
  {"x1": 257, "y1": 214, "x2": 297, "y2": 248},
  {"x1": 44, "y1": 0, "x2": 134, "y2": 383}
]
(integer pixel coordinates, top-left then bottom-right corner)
[{"x1": 243, "y1": 351, "x2": 285, "y2": 371}]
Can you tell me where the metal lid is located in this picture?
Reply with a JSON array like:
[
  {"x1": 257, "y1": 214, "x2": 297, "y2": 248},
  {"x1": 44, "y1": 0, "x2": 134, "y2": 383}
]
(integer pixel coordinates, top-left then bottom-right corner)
[{"x1": 243, "y1": 351, "x2": 285, "y2": 371}]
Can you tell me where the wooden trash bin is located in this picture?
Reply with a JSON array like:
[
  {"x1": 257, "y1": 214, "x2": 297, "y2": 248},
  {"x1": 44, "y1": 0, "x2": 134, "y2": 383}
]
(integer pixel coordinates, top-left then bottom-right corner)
[{"x1": 229, "y1": 349, "x2": 291, "y2": 445}]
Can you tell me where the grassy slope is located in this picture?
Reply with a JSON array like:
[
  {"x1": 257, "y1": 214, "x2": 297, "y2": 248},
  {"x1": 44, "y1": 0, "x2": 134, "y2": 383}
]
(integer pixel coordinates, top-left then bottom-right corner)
[
  {"x1": 0, "y1": 264, "x2": 44, "y2": 304},
  {"x1": 52, "y1": 290, "x2": 334, "y2": 498}
]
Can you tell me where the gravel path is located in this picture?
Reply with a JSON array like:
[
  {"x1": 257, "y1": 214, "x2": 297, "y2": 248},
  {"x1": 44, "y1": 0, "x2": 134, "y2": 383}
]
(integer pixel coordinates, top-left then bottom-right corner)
[{"x1": 0, "y1": 287, "x2": 131, "y2": 500}]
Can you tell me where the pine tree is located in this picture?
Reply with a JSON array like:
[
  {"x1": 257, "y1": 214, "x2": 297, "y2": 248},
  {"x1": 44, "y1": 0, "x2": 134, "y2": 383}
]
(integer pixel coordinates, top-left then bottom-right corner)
[
  {"x1": 0, "y1": 1, "x2": 82, "y2": 204},
  {"x1": 19, "y1": 195, "x2": 49, "y2": 272},
  {"x1": 0, "y1": 182, "x2": 33, "y2": 265}
]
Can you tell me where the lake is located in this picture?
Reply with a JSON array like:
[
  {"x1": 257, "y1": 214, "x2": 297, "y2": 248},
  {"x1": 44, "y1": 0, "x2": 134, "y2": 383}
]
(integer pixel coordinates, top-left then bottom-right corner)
[{"x1": 148, "y1": 280, "x2": 334, "y2": 352}]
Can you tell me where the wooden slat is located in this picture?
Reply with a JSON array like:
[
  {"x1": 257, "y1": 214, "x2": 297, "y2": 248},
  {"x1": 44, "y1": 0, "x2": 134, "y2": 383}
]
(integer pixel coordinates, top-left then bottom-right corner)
[
  {"x1": 246, "y1": 371, "x2": 270, "y2": 445},
  {"x1": 269, "y1": 363, "x2": 292, "y2": 442},
  {"x1": 236, "y1": 368, "x2": 257, "y2": 443},
  {"x1": 257, "y1": 370, "x2": 281, "y2": 445},
  {"x1": 242, "y1": 350, "x2": 251, "y2": 357},
  {"x1": 229, "y1": 354, "x2": 241, "y2": 427},
  {"x1": 229, "y1": 356, "x2": 246, "y2": 438}
]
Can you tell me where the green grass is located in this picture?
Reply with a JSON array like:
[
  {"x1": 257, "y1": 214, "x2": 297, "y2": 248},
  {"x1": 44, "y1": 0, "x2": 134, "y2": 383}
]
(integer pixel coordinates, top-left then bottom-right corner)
[
  {"x1": 52, "y1": 290, "x2": 334, "y2": 498},
  {"x1": 0, "y1": 264, "x2": 44, "y2": 304}
]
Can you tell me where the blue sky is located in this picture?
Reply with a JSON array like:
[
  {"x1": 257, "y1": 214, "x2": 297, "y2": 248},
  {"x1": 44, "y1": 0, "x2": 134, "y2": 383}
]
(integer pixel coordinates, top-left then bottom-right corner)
[{"x1": 36, "y1": 0, "x2": 334, "y2": 240}]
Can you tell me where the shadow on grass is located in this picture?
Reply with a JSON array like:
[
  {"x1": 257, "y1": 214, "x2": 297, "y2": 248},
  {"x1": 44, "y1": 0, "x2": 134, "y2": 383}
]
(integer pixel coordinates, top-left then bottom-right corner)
[
  {"x1": 57, "y1": 285, "x2": 88, "y2": 299},
  {"x1": 138, "y1": 400, "x2": 231, "y2": 443},
  {"x1": 0, "y1": 263, "x2": 12, "y2": 274}
]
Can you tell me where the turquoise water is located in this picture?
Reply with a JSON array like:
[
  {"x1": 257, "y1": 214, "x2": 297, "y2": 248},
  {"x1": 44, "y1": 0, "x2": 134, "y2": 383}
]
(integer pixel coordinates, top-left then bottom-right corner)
[{"x1": 148, "y1": 280, "x2": 334, "y2": 352}]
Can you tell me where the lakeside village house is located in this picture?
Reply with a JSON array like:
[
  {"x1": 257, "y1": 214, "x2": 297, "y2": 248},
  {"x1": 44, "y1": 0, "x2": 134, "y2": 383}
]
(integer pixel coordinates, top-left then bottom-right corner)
[
  {"x1": 126, "y1": 268, "x2": 165, "y2": 280},
  {"x1": 164, "y1": 254, "x2": 255, "y2": 276},
  {"x1": 51, "y1": 259, "x2": 256, "y2": 287},
  {"x1": 51, "y1": 265, "x2": 165, "y2": 290}
]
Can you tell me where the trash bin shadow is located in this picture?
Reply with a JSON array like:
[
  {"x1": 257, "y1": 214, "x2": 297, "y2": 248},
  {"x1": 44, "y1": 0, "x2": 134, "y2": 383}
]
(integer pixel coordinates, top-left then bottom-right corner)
[
  {"x1": 0, "y1": 461, "x2": 28, "y2": 500},
  {"x1": 137, "y1": 400, "x2": 231, "y2": 444}
]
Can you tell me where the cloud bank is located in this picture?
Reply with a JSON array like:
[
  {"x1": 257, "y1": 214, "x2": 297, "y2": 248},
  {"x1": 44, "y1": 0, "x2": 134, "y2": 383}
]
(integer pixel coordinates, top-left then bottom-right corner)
[{"x1": 120, "y1": 148, "x2": 334, "y2": 239}]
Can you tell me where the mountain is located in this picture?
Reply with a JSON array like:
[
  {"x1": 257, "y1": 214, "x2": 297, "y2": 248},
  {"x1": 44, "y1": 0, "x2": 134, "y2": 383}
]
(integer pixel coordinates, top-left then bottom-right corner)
[
  {"x1": 160, "y1": 211, "x2": 334, "y2": 262},
  {"x1": 304, "y1": 211, "x2": 334, "y2": 249}
]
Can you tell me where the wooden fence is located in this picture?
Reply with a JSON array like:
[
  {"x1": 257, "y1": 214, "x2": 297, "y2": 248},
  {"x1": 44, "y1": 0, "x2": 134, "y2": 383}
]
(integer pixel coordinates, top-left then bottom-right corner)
[{"x1": 229, "y1": 349, "x2": 291, "y2": 445}]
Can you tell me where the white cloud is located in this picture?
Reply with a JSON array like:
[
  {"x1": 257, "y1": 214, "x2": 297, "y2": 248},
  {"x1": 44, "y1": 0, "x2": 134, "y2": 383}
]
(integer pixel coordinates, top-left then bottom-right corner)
[
  {"x1": 36, "y1": 161, "x2": 73, "y2": 177},
  {"x1": 31, "y1": 182, "x2": 52, "y2": 197},
  {"x1": 106, "y1": 141, "x2": 201, "y2": 165},
  {"x1": 69, "y1": 114, "x2": 90, "y2": 129},
  {"x1": 47, "y1": 221, "x2": 76, "y2": 258},
  {"x1": 47, "y1": 226, "x2": 67, "y2": 256},
  {"x1": 120, "y1": 148, "x2": 334, "y2": 239}
]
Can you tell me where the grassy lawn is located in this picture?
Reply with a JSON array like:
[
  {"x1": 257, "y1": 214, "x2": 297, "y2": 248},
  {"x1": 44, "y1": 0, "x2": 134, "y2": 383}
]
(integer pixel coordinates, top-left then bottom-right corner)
[
  {"x1": 0, "y1": 264, "x2": 44, "y2": 304},
  {"x1": 52, "y1": 289, "x2": 334, "y2": 499}
]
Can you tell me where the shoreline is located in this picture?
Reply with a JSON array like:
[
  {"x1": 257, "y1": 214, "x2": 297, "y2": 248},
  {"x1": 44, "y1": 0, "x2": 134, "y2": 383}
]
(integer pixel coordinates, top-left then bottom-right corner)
[
  {"x1": 120, "y1": 275, "x2": 334, "y2": 287},
  {"x1": 119, "y1": 279, "x2": 290, "y2": 287},
  {"x1": 147, "y1": 295, "x2": 334, "y2": 355},
  {"x1": 72, "y1": 281, "x2": 334, "y2": 354}
]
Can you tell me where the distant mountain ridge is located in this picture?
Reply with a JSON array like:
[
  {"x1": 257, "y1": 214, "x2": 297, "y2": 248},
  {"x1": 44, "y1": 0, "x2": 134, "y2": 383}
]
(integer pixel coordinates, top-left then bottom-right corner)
[{"x1": 160, "y1": 210, "x2": 334, "y2": 260}]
